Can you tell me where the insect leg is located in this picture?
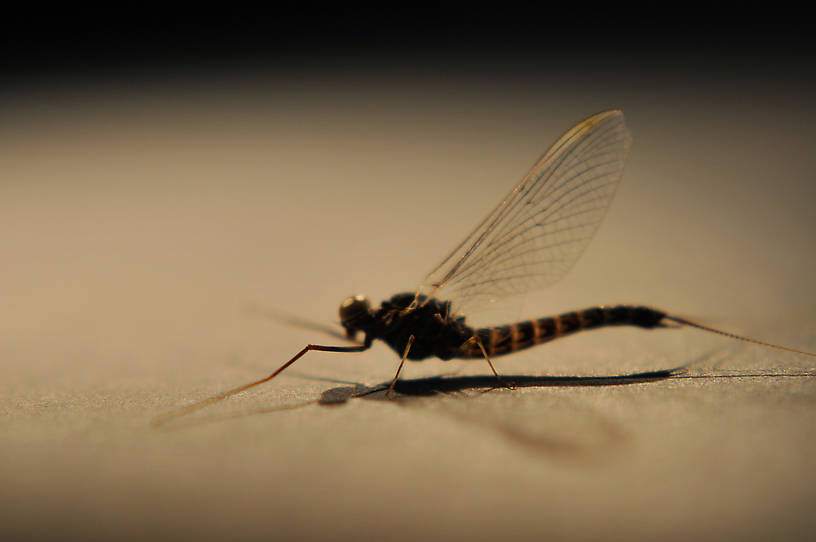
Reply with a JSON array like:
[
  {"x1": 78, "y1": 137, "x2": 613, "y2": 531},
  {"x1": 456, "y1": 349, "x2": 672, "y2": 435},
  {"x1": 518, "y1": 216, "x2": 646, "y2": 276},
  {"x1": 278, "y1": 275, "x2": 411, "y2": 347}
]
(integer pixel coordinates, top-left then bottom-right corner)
[
  {"x1": 386, "y1": 335, "x2": 415, "y2": 397},
  {"x1": 152, "y1": 342, "x2": 370, "y2": 427},
  {"x1": 471, "y1": 334, "x2": 514, "y2": 390}
]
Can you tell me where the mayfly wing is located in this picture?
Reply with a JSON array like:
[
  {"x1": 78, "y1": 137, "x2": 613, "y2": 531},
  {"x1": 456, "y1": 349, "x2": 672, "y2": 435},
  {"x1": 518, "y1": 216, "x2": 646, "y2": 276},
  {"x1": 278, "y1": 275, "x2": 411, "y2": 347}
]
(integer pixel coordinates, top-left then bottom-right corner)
[{"x1": 417, "y1": 110, "x2": 632, "y2": 318}]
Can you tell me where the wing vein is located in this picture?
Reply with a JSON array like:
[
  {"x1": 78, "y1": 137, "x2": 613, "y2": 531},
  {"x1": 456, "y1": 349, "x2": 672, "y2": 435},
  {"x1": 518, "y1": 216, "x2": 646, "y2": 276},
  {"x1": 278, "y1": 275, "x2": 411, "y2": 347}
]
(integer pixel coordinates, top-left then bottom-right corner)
[{"x1": 416, "y1": 110, "x2": 631, "y2": 318}]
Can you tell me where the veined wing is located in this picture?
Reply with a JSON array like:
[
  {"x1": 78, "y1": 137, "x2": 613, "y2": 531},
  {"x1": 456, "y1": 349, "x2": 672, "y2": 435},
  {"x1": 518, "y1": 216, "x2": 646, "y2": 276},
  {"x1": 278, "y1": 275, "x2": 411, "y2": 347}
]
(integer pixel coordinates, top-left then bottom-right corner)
[{"x1": 418, "y1": 110, "x2": 632, "y2": 317}]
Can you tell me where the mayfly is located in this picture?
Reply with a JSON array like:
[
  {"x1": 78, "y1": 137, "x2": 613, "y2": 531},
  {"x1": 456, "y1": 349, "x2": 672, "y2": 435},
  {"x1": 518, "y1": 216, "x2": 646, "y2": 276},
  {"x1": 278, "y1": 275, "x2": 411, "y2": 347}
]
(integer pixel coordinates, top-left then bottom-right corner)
[{"x1": 153, "y1": 110, "x2": 815, "y2": 426}]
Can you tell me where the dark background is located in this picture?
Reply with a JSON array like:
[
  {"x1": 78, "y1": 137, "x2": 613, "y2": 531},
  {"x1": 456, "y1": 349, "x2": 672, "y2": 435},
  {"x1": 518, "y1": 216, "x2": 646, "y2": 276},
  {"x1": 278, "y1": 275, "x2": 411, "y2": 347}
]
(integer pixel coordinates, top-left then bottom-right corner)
[{"x1": 3, "y1": 7, "x2": 814, "y2": 90}]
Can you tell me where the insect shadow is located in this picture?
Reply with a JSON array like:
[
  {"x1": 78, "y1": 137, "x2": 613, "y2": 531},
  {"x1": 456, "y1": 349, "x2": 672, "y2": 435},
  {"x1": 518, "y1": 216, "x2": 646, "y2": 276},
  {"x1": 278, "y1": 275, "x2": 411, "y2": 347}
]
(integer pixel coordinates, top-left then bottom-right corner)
[
  {"x1": 160, "y1": 353, "x2": 815, "y2": 459},
  {"x1": 162, "y1": 366, "x2": 681, "y2": 423},
  {"x1": 161, "y1": 366, "x2": 684, "y2": 461},
  {"x1": 317, "y1": 367, "x2": 680, "y2": 405}
]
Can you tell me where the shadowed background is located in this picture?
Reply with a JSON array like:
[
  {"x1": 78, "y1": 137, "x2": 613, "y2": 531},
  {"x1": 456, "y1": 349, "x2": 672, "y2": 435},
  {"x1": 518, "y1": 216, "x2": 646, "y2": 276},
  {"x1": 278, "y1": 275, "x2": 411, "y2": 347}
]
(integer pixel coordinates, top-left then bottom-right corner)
[{"x1": 2, "y1": 9, "x2": 815, "y2": 542}]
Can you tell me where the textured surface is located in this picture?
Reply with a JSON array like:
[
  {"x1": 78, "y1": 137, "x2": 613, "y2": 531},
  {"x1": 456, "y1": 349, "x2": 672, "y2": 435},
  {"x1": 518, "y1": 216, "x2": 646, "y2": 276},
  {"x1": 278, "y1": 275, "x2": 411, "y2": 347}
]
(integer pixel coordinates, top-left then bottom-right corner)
[{"x1": 2, "y1": 64, "x2": 815, "y2": 541}]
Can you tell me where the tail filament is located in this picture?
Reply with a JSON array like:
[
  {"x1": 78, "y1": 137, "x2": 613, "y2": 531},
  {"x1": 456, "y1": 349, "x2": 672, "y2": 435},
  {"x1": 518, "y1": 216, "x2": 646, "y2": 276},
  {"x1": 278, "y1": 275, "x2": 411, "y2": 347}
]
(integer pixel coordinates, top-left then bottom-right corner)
[{"x1": 664, "y1": 314, "x2": 816, "y2": 357}]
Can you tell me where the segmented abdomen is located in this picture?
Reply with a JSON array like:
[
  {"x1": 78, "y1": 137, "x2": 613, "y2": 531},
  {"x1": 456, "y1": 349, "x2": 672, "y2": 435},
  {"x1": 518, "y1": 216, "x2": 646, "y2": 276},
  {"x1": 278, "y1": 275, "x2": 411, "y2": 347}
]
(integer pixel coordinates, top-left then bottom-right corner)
[{"x1": 454, "y1": 305, "x2": 666, "y2": 359}]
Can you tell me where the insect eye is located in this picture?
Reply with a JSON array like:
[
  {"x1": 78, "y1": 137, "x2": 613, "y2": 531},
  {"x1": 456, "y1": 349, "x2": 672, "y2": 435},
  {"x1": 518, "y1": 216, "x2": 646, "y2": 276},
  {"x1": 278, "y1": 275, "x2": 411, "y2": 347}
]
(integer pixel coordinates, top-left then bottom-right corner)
[{"x1": 339, "y1": 295, "x2": 371, "y2": 326}]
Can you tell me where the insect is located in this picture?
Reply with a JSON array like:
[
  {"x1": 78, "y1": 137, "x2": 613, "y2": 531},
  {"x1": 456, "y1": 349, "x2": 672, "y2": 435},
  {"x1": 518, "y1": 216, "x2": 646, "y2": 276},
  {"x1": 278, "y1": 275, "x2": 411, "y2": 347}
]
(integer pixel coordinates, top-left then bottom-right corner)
[{"x1": 153, "y1": 110, "x2": 815, "y2": 426}]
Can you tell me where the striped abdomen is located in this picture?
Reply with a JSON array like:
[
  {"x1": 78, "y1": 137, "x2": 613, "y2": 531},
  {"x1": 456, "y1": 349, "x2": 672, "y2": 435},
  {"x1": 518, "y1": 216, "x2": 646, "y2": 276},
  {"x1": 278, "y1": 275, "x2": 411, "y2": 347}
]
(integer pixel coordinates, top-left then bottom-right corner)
[{"x1": 454, "y1": 305, "x2": 667, "y2": 359}]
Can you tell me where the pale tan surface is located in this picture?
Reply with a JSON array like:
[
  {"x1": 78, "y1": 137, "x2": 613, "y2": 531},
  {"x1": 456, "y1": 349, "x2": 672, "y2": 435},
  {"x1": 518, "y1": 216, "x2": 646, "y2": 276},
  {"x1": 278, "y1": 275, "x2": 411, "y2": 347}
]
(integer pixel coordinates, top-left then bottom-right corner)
[{"x1": 2, "y1": 70, "x2": 815, "y2": 541}]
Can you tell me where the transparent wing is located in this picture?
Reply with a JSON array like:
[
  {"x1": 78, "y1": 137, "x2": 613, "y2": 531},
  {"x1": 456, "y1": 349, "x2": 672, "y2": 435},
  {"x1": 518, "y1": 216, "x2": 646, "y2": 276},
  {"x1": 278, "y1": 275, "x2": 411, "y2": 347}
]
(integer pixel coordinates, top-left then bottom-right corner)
[{"x1": 418, "y1": 110, "x2": 631, "y2": 317}]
